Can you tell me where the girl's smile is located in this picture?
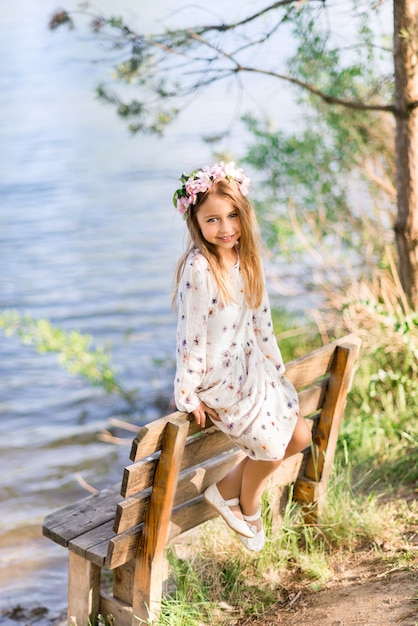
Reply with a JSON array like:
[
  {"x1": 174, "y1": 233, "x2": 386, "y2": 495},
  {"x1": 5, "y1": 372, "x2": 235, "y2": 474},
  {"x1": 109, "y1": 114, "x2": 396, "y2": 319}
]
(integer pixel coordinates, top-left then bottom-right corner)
[{"x1": 196, "y1": 196, "x2": 241, "y2": 261}]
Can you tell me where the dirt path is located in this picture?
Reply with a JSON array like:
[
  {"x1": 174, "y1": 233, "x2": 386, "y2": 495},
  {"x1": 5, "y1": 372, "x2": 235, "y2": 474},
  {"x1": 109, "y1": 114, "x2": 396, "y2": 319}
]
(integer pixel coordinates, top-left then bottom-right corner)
[{"x1": 239, "y1": 569, "x2": 418, "y2": 626}]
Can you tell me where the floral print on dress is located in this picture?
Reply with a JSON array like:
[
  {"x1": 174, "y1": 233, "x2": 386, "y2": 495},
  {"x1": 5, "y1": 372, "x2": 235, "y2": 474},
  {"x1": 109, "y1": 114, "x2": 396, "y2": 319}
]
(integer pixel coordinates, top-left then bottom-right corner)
[{"x1": 174, "y1": 250, "x2": 299, "y2": 461}]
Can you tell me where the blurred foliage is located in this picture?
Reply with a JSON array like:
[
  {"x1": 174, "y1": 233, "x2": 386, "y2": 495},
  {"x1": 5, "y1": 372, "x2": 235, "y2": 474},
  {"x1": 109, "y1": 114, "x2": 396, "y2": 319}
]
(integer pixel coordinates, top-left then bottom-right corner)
[
  {"x1": 0, "y1": 309, "x2": 129, "y2": 398},
  {"x1": 243, "y1": 10, "x2": 394, "y2": 296}
]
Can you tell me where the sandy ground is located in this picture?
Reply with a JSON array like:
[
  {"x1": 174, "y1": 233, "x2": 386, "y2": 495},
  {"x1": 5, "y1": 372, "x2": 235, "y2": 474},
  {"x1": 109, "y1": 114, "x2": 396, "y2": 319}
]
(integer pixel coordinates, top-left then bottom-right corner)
[{"x1": 237, "y1": 560, "x2": 418, "y2": 626}]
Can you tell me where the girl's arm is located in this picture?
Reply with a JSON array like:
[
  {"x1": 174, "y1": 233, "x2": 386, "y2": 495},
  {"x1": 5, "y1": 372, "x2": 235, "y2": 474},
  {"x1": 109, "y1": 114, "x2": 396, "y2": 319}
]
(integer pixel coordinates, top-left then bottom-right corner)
[
  {"x1": 252, "y1": 290, "x2": 286, "y2": 374},
  {"x1": 174, "y1": 256, "x2": 209, "y2": 413}
]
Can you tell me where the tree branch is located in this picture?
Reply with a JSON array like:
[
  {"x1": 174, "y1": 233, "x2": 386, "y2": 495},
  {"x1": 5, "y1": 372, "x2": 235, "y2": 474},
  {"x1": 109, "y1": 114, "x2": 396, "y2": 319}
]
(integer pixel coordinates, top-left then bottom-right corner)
[
  {"x1": 238, "y1": 65, "x2": 395, "y2": 113},
  {"x1": 193, "y1": 0, "x2": 305, "y2": 34},
  {"x1": 187, "y1": 30, "x2": 395, "y2": 114}
]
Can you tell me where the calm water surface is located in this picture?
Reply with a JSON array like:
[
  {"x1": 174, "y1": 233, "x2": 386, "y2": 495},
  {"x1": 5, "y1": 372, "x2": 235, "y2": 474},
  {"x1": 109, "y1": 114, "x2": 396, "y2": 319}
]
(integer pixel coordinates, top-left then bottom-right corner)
[{"x1": 0, "y1": 0, "x2": 282, "y2": 619}]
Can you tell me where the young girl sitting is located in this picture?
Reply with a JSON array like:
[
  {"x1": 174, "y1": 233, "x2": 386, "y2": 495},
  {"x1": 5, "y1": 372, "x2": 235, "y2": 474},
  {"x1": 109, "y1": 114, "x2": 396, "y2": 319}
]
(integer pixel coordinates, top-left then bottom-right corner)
[{"x1": 172, "y1": 162, "x2": 311, "y2": 551}]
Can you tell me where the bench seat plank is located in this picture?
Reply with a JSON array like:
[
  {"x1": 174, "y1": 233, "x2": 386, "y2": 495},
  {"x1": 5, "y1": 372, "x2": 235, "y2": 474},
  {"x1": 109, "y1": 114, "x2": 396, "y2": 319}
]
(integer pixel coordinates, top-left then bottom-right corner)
[
  {"x1": 68, "y1": 519, "x2": 116, "y2": 566},
  {"x1": 42, "y1": 485, "x2": 121, "y2": 547}
]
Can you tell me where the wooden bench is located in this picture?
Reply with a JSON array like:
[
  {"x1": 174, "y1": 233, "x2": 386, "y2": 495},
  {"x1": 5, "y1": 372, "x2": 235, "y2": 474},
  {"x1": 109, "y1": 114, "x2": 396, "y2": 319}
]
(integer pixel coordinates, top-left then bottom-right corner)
[{"x1": 43, "y1": 334, "x2": 361, "y2": 626}]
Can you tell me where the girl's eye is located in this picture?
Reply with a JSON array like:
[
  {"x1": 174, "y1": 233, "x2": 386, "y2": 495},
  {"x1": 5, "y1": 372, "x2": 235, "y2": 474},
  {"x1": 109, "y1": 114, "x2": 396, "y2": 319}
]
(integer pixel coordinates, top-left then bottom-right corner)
[{"x1": 229, "y1": 212, "x2": 238, "y2": 218}]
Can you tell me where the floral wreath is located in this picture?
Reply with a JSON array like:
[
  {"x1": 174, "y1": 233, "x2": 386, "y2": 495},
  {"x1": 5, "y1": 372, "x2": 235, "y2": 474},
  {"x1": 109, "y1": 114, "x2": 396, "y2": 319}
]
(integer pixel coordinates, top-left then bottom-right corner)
[{"x1": 173, "y1": 161, "x2": 251, "y2": 217}]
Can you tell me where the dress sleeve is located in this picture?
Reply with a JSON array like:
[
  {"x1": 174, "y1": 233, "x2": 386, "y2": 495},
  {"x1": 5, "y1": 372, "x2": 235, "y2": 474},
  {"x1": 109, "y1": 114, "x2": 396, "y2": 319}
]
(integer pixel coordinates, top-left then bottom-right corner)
[
  {"x1": 252, "y1": 290, "x2": 285, "y2": 374},
  {"x1": 174, "y1": 256, "x2": 208, "y2": 412}
]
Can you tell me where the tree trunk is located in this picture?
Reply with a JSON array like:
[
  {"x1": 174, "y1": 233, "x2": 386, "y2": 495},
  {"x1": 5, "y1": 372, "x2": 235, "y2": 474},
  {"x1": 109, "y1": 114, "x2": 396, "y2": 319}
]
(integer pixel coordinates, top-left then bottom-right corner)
[{"x1": 393, "y1": 0, "x2": 418, "y2": 308}]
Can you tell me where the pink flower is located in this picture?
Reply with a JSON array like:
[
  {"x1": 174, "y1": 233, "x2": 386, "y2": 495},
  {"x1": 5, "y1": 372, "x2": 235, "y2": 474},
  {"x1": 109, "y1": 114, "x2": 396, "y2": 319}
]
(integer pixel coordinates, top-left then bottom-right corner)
[
  {"x1": 176, "y1": 196, "x2": 190, "y2": 215},
  {"x1": 173, "y1": 161, "x2": 251, "y2": 216},
  {"x1": 238, "y1": 177, "x2": 250, "y2": 196}
]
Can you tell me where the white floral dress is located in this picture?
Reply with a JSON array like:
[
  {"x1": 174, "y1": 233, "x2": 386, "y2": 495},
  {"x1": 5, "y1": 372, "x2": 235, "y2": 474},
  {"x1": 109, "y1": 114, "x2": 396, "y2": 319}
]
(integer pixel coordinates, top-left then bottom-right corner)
[{"x1": 174, "y1": 250, "x2": 299, "y2": 461}]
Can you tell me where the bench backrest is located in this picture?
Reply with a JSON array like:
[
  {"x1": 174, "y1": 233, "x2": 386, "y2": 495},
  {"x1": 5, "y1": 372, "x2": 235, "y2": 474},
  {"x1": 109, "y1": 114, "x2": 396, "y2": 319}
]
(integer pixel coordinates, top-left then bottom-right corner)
[{"x1": 105, "y1": 333, "x2": 361, "y2": 569}]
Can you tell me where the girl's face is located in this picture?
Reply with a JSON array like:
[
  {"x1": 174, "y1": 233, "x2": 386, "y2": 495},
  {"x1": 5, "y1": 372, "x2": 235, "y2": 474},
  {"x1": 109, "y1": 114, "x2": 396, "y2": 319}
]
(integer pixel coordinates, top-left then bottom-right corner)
[{"x1": 196, "y1": 194, "x2": 241, "y2": 260}]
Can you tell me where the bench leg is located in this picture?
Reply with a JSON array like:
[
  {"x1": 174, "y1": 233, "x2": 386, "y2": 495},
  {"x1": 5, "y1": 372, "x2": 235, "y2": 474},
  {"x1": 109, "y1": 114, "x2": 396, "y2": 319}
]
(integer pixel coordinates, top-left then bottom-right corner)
[
  {"x1": 132, "y1": 553, "x2": 168, "y2": 624},
  {"x1": 68, "y1": 551, "x2": 101, "y2": 625}
]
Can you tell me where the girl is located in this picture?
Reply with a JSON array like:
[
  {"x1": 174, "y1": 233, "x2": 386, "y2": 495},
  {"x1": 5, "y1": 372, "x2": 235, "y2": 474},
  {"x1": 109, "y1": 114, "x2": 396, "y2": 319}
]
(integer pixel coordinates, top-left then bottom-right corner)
[{"x1": 172, "y1": 162, "x2": 311, "y2": 551}]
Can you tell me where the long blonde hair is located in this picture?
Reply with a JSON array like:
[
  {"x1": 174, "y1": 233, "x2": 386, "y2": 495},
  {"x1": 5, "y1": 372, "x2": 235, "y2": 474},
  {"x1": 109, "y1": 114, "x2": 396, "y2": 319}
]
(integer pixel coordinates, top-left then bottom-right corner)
[{"x1": 173, "y1": 179, "x2": 264, "y2": 308}]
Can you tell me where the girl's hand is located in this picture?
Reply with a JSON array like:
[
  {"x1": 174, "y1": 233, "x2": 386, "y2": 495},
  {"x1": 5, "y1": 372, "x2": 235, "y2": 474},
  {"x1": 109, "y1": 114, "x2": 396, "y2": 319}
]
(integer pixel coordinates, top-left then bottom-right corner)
[{"x1": 192, "y1": 402, "x2": 220, "y2": 428}]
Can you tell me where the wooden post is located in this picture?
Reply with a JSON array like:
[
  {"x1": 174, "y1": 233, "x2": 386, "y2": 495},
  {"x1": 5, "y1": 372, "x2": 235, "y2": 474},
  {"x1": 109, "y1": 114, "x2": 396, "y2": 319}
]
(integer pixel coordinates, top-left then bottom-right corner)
[
  {"x1": 67, "y1": 551, "x2": 101, "y2": 625},
  {"x1": 294, "y1": 337, "x2": 361, "y2": 518},
  {"x1": 132, "y1": 418, "x2": 189, "y2": 625}
]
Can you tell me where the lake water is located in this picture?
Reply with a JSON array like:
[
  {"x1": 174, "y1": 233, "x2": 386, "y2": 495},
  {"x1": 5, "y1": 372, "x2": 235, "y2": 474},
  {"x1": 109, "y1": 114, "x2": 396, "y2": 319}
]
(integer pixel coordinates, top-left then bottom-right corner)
[{"x1": 0, "y1": 0, "x2": 298, "y2": 620}]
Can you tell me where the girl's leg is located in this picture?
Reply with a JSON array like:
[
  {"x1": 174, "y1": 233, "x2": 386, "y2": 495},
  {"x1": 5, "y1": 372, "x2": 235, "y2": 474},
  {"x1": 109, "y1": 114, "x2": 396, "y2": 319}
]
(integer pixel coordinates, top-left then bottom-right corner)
[
  {"x1": 239, "y1": 458, "x2": 282, "y2": 528},
  {"x1": 239, "y1": 415, "x2": 311, "y2": 528},
  {"x1": 216, "y1": 457, "x2": 247, "y2": 499},
  {"x1": 214, "y1": 415, "x2": 311, "y2": 528},
  {"x1": 283, "y1": 413, "x2": 312, "y2": 460},
  {"x1": 216, "y1": 458, "x2": 278, "y2": 525},
  {"x1": 216, "y1": 457, "x2": 249, "y2": 520}
]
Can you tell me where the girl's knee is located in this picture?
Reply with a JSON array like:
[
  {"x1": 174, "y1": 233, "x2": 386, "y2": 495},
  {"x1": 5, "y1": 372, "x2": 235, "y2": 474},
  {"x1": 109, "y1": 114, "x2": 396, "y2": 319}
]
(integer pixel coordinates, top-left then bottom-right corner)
[
  {"x1": 287, "y1": 416, "x2": 311, "y2": 455},
  {"x1": 296, "y1": 417, "x2": 312, "y2": 449}
]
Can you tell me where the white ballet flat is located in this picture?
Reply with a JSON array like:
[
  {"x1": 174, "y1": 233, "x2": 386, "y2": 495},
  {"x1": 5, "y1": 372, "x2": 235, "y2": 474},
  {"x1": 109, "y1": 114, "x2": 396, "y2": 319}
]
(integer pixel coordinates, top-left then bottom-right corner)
[
  {"x1": 203, "y1": 483, "x2": 256, "y2": 538},
  {"x1": 239, "y1": 509, "x2": 265, "y2": 552}
]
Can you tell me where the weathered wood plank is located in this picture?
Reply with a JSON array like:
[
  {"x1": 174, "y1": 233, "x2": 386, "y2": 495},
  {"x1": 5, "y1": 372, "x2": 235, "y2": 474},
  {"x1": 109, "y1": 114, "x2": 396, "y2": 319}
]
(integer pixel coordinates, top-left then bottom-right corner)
[
  {"x1": 109, "y1": 446, "x2": 313, "y2": 568},
  {"x1": 107, "y1": 448, "x2": 243, "y2": 568},
  {"x1": 99, "y1": 591, "x2": 133, "y2": 626},
  {"x1": 121, "y1": 457, "x2": 157, "y2": 499},
  {"x1": 113, "y1": 488, "x2": 151, "y2": 534},
  {"x1": 285, "y1": 347, "x2": 334, "y2": 388},
  {"x1": 285, "y1": 334, "x2": 360, "y2": 389},
  {"x1": 113, "y1": 448, "x2": 244, "y2": 537},
  {"x1": 113, "y1": 560, "x2": 135, "y2": 605},
  {"x1": 42, "y1": 485, "x2": 121, "y2": 547},
  {"x1": 169, "y1": 496, "x2": 217, "y2": 540},
  {"x1": 168, "y1": 451, "x2": 307, "y2": 541},
  {"x1": 132, "y1": 418, "x2": 189, "y2": 624},
  {"x1": 298, "y1": 379, "x2": 328, "y2": 418},
  {"x1": 181, "y1": 428, "x2": 236, "y2": 471},
  {"x1": 121, "y1": 427, "x2": 234, "y2": 499},
  {"x1": 170, "y1": 446, "x2": 315, "y2": 539},
  {"x1": 175, "y1": 448, "x2": 245, "y2": 508},
  {"x1": 113, "y1": 417, "x2": 315, "y2": 540},
  {"x1": 68, "y1": 520, "x2": 115, "y2": 567},
  {"x1": 67, "y1": 551, "x2": 101, "y2": 626},
  {"x1": 304, "y1": 340, "x2": 360, "y2": 484},
  {"x1": 129, "y1": 411, "x2": 193, "y2": 462},
  {"x1": 106, "y1": 523, "x2": 144, "y2": 570}
]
